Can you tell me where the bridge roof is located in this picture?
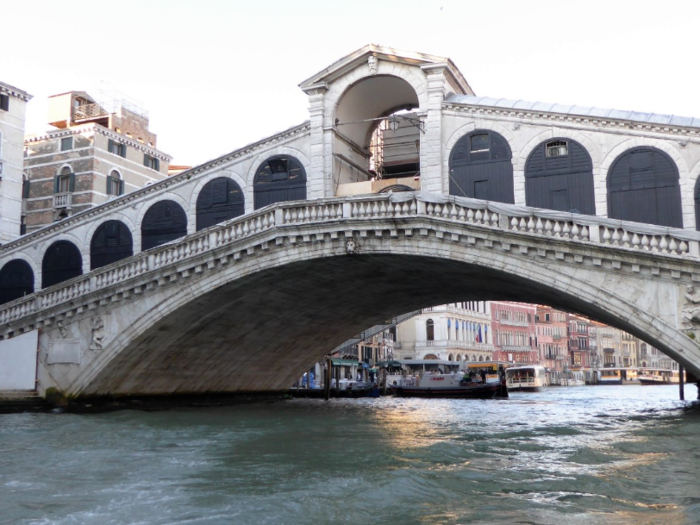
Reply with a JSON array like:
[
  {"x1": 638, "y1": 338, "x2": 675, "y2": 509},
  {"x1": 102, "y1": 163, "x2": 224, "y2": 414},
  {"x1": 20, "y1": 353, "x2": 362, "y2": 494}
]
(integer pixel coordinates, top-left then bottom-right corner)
[
  {"x1": 299, "y1": 44, "x2": 473, "y2": 95},
  {"x1": 445, "y1": 94, "x2": 700, "y2": 129}
]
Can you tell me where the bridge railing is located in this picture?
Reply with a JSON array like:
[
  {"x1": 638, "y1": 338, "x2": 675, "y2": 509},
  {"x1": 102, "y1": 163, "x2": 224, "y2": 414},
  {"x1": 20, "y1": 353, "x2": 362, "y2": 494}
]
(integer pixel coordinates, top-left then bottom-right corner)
[{"x1": 3, "y1": 191, "x2": 700, "y2": 328}]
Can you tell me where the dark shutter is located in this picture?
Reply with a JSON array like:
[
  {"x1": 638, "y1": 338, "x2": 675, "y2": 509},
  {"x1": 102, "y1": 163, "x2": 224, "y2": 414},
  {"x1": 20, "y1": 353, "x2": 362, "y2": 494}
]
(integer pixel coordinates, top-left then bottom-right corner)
[
  {"x1": 22, "y1": 180, "x2": 30, "y2": 198},
  {"x1": 0, "y1": 260, "x2": 34, "y2": 305},
  {"x1": 196, "y1": 177, "x2": 245, "y2": 230},
  {"x1": 41, "y1": 240, "x2": 82, "y2": 289},
  {"x1": 106, "y1": 176, "x2": 112, "y2": 195},
  {"x1": 449, "y1": 130, "x2": 514, "y2": 204},
  {"x1": 119, "y1": 179, "x2": 125, "y2": 195},
  {"x1": 0, "y1": 94, "x2": 9, "y2": 111},
  {"x1": 253, "y1": 155, "x2": 307, "y2": 210},
  {"x1": 120, "y1": 144, "x2": 127, "y2": 158},
  {"x1": 524, "y1": 138, "x2": 595, "y2": 214},
  {"x1": 141, "y1": 200, "x2": 187, "y2": 251},
  {"x1": 608, "y1": 147, "x2": 682, "y2": 227},
  {"x1": 108, "y1": 139, "x2": 115, "y2": 153},
  {"x1": 90, "y1": 220, "x2": 133, "y2": 269},
  {"x1": 53, "y1": 175, "x2": 60, "y2": 193},
  {"x1": 143, "y1": 154, "x2": 150, "y2": 167},
  {"x1": 68, "y1": 172, "x2": 75, "y2": 192}
]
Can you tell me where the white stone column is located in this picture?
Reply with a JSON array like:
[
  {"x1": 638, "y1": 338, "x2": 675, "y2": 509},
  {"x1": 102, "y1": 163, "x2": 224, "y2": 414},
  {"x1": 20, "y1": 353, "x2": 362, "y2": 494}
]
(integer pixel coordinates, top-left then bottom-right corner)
[
  {"x1": 303, "y1": 84, "x2": 328, "y2": 200},
  {"x1": 419, "y1": 64, "x2": 448, "y2": 195}
]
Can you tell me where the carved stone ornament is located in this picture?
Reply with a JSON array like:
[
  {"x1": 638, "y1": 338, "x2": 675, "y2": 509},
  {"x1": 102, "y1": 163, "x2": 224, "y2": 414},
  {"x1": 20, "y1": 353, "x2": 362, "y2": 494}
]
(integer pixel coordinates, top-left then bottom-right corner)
[
  {"x1": 346, "y1": 239, "x2": 360, "y2": 255},
  {"x1": 89, "y1": 316, "x2": 106, "y2": 351},
  {"x1": 56, "y1": 320, "x2": 68, "y2": 339},
  {"x1": 681, "y1": 284, "x2": 700, "y2": 328},
  {"x1": 368, "y1": 55, "x2": 378, "y2": 75}
]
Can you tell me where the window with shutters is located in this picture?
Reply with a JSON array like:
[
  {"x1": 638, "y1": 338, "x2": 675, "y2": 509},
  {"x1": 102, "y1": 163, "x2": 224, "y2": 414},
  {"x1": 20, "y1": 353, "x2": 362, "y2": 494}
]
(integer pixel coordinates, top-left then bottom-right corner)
[
  {"x1": 60, "y1": 137, "x2": 73, "y2": 151},
  {"x1": 0, "y1": 94, "x2": 8, "y2": 111},
  {"x1": 107, "y1": 139, "x2": 127, "y2": 158},
  {"x1": 56, "y1": 166, "x2": 74, "y2": 193},
  {"x1": 546, "y1": 140, "x2": 568, "y2": 157},
  {"x1": 143, "y1": 154, "x2": 160, "y2": 171},
  {"x1": 106, "y1": 170, "x2": 124, "y2": 196}
]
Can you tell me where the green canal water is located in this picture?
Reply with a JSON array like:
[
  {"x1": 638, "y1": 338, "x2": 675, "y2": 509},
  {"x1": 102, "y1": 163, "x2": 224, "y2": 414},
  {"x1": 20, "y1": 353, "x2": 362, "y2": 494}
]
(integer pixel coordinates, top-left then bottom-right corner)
[{"x1": 1, "y1": 384, "x2": 699, "y2": 525}]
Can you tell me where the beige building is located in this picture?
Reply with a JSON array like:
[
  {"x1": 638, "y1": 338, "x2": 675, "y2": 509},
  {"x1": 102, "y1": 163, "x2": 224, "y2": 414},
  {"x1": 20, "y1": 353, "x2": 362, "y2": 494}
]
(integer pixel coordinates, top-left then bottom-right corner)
[
  {"x1": 395, "y1": 302, "x2": 494, "y2": 363},
  {"x1": 22, "y1": 91, "x2": 171, "y2": 233},
  {"x1": 0, "y1": 81, "x2": 32, "y2": 242}
]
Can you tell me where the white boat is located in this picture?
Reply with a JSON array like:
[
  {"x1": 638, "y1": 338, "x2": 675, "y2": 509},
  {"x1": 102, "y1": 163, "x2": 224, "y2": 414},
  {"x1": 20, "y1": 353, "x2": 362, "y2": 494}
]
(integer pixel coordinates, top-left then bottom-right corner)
[
  {"x1": 506, "y1": 365, "x2": 547, "y2": 392},
  {"x1": 638, "y1": 368, "x2": 685, "y2": 385},
  {"x1": 597, "y1": 368, "x2": 623, "y2": 385}
]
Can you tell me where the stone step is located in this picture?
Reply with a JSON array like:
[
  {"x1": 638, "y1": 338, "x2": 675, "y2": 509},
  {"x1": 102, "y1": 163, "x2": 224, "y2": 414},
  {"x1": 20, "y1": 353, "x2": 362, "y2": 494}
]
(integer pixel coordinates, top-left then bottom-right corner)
[{"x1": 0, "y1": 391, "x2": 52, "y2": 413}]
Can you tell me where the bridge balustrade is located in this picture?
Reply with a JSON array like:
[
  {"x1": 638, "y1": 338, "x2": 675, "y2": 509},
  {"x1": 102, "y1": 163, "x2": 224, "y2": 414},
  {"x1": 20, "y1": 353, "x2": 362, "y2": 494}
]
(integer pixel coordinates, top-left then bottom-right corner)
[{"x1": 2, "y1": 192, "x2": 700, "y2": 329}]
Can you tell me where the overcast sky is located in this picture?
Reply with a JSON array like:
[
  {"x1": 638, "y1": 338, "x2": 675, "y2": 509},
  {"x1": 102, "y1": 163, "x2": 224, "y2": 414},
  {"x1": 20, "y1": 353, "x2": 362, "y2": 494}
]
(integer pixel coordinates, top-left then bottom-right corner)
[{"x1": 4, "y1": 0, "x2": 699, "y2": 166}]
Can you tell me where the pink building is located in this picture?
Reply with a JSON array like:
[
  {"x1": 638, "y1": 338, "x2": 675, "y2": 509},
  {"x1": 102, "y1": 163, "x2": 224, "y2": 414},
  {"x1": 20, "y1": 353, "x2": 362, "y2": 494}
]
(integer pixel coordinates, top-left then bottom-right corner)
[
  {"x1": 535, "y1": 305, "x2": 568, "y2": 373},
  {"x1": 490, "y1": 302, "x2": 538, "y2": 364}
]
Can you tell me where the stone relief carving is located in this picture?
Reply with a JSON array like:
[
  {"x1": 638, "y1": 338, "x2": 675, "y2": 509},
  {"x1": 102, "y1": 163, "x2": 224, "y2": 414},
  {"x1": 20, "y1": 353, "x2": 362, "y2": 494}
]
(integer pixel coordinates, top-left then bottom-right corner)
[
  {"x1": 368, "y1": 55, "x2": 378, "y2": 75},
  {"x1": 56, "y1": 320, "x2": 68, "y2": 339},
  {"x1": 89, "y1": 316, "x2": 106, "y2": 351},
  {"x1": 681, "y1": 284, "x2": 700, "y2": 338}
]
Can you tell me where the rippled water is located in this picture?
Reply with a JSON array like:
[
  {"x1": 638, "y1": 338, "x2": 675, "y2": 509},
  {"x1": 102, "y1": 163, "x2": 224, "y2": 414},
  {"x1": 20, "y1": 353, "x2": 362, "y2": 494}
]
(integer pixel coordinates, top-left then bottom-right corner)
[{"x1": 1, "y1": 385, "x2": 699, "y2": 525}]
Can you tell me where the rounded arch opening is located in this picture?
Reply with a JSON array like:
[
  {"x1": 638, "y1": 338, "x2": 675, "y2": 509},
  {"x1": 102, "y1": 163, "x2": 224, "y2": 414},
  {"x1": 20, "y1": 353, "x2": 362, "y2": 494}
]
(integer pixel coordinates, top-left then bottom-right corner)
[
  {"x1": 334, "y1": 75, "x2": 421, "y2": 193},
  {"x1": 607, "y1": 147, "x2": 682, "y2": 227},
  {"x1": 42, "y1": 240, "x2": 82, "y2": 289},
  {"x1": 91, "y1": 220, "x2": 133, "y2": 270},
  {"x1": 0, "y1": 259, "x2": 34, "y2": 305},
  {"x1": 197, "y1": 177, "x2": 245, "y2": 230},
  {"x1": 525, "y1": 137, "x2": 595, "y2": 214},
  {"x1": 449, "y1": 130, "x2": 514, "y2": 203},
  {"x1": 141, "y1": 200, "x2": 187, "y2": 251},
  {"x1": 253, "y1": 155, "x2": 307, "y2": 210}
]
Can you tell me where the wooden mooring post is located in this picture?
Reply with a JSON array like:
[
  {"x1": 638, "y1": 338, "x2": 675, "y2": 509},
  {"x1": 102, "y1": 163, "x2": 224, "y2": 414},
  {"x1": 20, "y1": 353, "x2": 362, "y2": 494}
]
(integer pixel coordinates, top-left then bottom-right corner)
[
  {"x1": 679, "y1": 364, "x2": 685, "y2": 401},
  {"x1": 325, "y1": 358, "x2": 332, "y2": 401}
]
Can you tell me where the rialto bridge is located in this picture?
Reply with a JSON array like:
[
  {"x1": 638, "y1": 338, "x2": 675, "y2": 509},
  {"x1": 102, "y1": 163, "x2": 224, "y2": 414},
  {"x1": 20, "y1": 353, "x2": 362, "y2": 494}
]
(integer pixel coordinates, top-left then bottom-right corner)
[{"x1": 3, "y1": 44, "x2": 700, "y2": 397}]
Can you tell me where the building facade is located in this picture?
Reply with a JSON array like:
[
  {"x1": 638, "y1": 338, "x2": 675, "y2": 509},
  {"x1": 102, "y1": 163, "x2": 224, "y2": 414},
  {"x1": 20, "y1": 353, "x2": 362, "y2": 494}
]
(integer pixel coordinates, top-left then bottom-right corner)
[
  {"x1": 23, "y1": 91, "x2": 171, "y2": 233},
  {"x1": 535, "y1": 305, "x2": 568, "y2": 374},
  {"x1": 0, "y1": 81, "x2": 32, "y2": 243},
  {"x1": 395, "y1": 302, "x2": 493, "y2": 362},
  {"x1": 490, "y1": 302, "x2": 537, "y2": 364}
]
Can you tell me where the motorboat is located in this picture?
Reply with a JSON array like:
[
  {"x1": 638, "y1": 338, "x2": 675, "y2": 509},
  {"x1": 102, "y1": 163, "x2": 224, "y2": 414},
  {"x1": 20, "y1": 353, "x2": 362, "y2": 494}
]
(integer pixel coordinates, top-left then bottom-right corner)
[
  {"x1": 389, "y1": 371, "x2": 505, "y2": 399},
  {"x1": 638, "y1": 368, "x2": 685, "y2": 385},
  {"x1": 506, "y1": 365, "x2": 547, "y2": 391}
]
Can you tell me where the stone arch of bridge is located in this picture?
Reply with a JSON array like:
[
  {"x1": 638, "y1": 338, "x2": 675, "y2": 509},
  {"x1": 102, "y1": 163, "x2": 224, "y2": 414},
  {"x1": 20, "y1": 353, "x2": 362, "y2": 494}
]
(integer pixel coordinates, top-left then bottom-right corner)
[{"x1": 64, "y1": 229, "x2": 700, "y2": 398}]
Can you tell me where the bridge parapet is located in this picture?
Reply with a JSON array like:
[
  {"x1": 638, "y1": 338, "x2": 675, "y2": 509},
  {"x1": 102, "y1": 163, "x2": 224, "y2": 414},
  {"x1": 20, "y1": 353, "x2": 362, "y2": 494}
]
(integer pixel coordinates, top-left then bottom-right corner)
[{"x1": 2, "y1": 191, "x2": 700, "y2": 336}]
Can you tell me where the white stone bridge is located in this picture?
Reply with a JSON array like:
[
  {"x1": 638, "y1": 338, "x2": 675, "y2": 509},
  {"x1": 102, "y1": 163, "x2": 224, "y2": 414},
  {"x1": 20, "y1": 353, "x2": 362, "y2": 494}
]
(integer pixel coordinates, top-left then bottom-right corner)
[
  {"x1": 4, "y1": 44, "x2": 700, "y2": 398},
  {"x1": 2, "y1": 192, "x2": 700, "y2": 397}
]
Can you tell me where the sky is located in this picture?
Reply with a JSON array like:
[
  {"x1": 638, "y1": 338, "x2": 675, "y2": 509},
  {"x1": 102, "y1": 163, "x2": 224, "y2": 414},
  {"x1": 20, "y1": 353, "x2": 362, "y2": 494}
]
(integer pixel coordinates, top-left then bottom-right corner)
[{"x1": 4, "y1": 0, "x2": 700, "y2": 167}]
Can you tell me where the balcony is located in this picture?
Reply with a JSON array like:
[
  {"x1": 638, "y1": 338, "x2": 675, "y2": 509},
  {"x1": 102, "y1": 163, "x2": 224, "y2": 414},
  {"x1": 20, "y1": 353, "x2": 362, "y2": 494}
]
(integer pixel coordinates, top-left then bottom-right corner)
[
  {"x1": 501, "y1": 345, "x2": 533, "y2": 352},
  {"x1": 54, "y1": 192, "x2": 72, "y2": 209},
  {"x1": 72, "y1": 103, "x2": 109, "y2": 122}
]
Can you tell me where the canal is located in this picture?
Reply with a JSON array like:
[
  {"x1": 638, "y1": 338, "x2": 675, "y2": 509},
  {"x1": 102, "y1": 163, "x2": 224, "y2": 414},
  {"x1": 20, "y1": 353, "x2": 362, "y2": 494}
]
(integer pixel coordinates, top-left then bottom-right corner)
[{"x1": 1, "y1": 384, "x2": 698, "y2": 524}]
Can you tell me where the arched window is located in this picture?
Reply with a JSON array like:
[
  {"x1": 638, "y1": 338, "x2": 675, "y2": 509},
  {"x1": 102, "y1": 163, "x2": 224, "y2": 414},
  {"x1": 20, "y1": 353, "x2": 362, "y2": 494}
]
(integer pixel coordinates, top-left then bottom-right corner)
[
  {"x1": 426, "y1": 319, "x2": 435, "y2": 341},
  {"x1": 54, "y1": 166, "x2": 75, "y2": 194},
  {"x1": 0, "y1": 260, "x2": 34, "y2": 305},
  {"x1": 141, "y1": 200, "x2": 187, "y2": 251},
  {"x1": 107, "y1": 170, "x2": 124, "y2": 197},
  {"x1": 196, "y1": 177, "x2": 244, "y2": 231},
  {"x1": 449, "y1": 130, "x2": 514, "y2": 203},
  {"x1": 525, "y1": 138, "x2": 595, "y2": 214},
  {"x1": 253, "y1": 155, "x2": 307, "y2": 210},
  {"x1": 91, "y1": 220, "x2": 133, "y2": 270},
  {"x1": 42, "y1": 240, "x2": 82, "y2": 289},
  {"x1": 479, "y1": 355, "x2": 484, "y2": 362},
  {"x1": 608, "y1": 147, "x2": 682, "y2": 227}
]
